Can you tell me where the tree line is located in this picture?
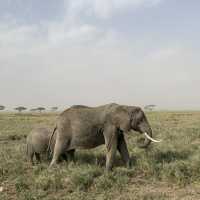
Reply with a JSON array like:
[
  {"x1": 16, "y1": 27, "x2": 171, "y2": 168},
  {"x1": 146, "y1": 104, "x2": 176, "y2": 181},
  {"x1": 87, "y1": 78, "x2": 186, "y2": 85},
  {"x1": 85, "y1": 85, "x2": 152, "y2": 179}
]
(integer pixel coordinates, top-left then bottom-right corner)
[
  {"x1": 0, "y1": 105, "x2": 58, "y2": 113},
  {"x1": 0, "y1": 104, "x2": 157, "y2": 113}
]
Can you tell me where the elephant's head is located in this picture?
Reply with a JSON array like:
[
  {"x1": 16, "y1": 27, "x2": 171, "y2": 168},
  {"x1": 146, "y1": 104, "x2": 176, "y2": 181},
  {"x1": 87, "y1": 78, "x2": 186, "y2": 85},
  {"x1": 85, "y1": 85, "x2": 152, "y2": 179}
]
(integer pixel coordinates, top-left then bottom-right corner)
[{"x1": 110, "y1": 105, "x2": 161, "y2": 148}]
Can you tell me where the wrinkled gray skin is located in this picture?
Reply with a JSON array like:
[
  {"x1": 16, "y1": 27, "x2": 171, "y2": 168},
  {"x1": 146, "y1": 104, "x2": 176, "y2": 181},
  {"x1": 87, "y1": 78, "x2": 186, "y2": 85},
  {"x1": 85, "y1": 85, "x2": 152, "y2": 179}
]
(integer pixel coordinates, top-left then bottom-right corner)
[
  {"x1": 49, "y1": 103, "x2": 153, "y2": 171},
  {"x1": 27, "y1": 127, "x2": 75, "y2": 164}
]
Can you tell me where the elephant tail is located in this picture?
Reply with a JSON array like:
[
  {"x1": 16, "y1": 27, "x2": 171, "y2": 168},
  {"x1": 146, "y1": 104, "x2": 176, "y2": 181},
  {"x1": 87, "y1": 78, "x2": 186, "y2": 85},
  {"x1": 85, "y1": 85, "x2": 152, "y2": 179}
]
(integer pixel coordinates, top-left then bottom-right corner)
[
  {"x1": 26, "y1": 141, "x2": 33, "y2": 160},
  {"x1": 47, "y1": 126, "x2": 57, "y2": 156}
]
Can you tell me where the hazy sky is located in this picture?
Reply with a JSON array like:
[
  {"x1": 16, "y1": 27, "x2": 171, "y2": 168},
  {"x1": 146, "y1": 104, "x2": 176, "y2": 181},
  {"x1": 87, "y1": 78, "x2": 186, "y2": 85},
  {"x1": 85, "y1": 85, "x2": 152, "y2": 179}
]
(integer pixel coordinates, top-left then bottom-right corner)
[{"x1": 0, "y1": 0, "x2": 199, "y2": 110}]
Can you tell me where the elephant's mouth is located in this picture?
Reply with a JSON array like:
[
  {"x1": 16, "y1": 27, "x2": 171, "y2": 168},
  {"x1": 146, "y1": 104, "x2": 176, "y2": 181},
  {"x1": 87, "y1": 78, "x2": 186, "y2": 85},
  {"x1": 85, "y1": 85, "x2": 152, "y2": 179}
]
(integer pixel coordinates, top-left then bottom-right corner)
[{"x1": 144, "y1": 132, "x2": 162, "y2": 143}]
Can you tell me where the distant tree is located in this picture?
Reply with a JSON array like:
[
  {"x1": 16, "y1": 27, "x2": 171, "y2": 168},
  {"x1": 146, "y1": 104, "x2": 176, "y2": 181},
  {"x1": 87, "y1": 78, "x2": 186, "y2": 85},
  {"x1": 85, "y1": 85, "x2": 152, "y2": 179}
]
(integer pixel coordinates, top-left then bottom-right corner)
[
  {"x1": 30, "y1": 108, "x2": 38, "y2": 112},
  {"x1": 0, "y1": 105, "x2": 5, "y2": 111},
  {"x1": 37, "y1": 107, "x2": 45, "y2": 113},
  {"x1": 15, "y1": 106, "x2": 27, "y2": 113},
  {"x1": 51, "y1": 107, "x2": 58, "y2": 112},
  {"x1": 144, "y1": 105, "x2": 156, "y2": 111}
]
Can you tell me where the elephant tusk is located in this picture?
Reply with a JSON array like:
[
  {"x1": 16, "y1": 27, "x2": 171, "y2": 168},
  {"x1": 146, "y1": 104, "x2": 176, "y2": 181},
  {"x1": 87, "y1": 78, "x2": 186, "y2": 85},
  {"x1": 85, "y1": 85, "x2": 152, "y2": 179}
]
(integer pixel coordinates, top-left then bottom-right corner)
[{"x1": 144, "y1": 132, "x2": 162, "y2": 143}]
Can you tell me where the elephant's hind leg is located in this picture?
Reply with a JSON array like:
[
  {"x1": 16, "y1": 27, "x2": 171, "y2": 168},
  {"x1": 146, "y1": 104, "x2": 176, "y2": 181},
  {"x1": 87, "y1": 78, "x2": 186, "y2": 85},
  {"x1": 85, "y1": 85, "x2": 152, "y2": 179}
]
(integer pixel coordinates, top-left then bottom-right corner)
[
  {"x1": 103, "y1": 125, "x2": 118, "y2": 171},
  {"x1": 35, "y1": 153, "x2": 41, "y2": 163},
  {"x1": 49, "y1": 135, "x2": 70, "y2": 167},
  {"x1": 117, "y1": 133, "x2": 131, "y2": 168}
]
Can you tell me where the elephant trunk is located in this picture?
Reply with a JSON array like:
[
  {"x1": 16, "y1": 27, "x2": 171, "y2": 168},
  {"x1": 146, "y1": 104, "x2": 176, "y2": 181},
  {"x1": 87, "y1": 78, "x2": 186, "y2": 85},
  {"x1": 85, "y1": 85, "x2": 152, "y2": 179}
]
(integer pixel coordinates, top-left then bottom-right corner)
[{"x1": 137, "y1": 127, "x2": 162, "y2": 148}]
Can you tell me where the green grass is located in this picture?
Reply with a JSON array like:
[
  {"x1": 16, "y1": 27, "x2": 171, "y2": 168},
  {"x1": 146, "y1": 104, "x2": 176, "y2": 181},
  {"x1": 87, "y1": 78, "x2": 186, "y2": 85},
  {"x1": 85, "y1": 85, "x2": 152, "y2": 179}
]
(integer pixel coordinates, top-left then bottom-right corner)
[{"x1": 0, "y1": 111, "x2": 200, "y2": 199}]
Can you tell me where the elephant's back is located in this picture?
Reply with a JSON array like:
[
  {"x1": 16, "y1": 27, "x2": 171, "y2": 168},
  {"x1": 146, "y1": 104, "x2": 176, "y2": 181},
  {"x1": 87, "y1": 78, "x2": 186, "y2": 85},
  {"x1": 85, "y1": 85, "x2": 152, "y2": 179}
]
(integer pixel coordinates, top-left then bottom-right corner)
[
  {"x1": 60, "y1": 106, "x2": 94, "y2": 118},
  {"x1": 58, "y1": 107, "x2": 100, "y2": 129}
]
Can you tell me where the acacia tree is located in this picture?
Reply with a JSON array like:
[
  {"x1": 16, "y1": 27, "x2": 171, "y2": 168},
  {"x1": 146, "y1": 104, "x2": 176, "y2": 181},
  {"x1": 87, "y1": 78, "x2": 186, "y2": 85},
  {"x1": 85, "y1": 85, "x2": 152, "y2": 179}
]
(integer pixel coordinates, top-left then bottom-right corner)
[
  {"x1": 37, "y1": 107, "x2": 45, "y2": 113},
  {"x1": 30, "y1": 108, "x2": 38, "y2": 112},
  {"x1": 0, "y1": 105, "x2": 5, "y2": 111},
  {"x1": 144, "y1": 105, "x2": 156, "y2": 111},
  {"x1": 51, "y1": 107, "x2": 58, "y2": 112},
  {"x1": 15, "y1": 106, "x2": 27, "y2": 113}
]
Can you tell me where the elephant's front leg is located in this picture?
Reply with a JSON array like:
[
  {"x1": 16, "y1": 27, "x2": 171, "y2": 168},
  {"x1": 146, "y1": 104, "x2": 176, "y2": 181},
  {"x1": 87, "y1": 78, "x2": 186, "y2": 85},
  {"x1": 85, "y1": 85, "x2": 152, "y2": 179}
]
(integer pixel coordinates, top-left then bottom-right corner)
[
  {"x1": 117, "y1": 133, "x2": 131, "y2": 168},
  {"x1": 103, "y1": 125, "x2": 118, "y2": 171}
]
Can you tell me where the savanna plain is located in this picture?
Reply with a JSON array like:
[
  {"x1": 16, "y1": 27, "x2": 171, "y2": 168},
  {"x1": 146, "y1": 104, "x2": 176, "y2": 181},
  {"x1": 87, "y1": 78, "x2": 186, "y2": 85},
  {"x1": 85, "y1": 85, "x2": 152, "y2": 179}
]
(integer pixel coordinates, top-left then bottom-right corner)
[{"x1": 0, "y1": 111, "x2": 200, "y2": 200}]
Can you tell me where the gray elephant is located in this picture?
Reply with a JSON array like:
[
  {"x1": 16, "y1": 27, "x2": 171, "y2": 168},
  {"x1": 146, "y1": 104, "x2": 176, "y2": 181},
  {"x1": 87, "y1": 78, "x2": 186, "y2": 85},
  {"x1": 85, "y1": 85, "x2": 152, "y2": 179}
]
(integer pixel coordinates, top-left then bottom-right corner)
[
  {"x1": 49, "y1": 103, "x2": 161, "y2": 170},
  {"x1": 27, "y1": 127, "x2": 75, "y2": 164}
]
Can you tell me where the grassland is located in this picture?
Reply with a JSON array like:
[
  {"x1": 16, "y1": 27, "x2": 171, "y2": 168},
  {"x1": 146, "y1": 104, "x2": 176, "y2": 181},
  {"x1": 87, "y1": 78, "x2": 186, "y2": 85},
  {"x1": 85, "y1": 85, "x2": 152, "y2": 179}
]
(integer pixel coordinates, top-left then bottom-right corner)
[{"x1": 0, "y1": 111, "x2": 200, "y2": 200}]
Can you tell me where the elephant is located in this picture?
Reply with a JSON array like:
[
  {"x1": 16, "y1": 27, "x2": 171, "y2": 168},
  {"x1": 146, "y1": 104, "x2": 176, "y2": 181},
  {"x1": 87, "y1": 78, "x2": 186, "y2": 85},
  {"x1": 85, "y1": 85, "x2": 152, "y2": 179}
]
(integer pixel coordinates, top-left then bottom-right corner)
[
  {"x1": 26, "y1": 127, "x2": 74, "y2": 165},
  {"x1": 49, "y1": 103, "x2": 161, "y2": 170},
  {"x1": 26, "y1": 127, "x2": 55, "y2": 164},
  {"x1": 70, "y1": 105, "x2": 90, "y2": 109}
]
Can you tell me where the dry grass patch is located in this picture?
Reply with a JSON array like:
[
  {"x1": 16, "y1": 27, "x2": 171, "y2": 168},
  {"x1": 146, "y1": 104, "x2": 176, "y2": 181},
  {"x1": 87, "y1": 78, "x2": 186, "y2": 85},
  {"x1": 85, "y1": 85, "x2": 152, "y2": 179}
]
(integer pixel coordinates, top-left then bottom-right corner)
[{"x1": 0, "y1": 111, "x2": 200, "y2": 199}]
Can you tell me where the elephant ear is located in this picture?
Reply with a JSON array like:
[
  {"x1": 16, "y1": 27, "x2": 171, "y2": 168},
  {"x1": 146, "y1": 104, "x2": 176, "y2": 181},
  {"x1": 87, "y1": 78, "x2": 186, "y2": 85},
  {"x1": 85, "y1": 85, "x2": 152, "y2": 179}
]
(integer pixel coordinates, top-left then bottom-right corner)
[
  {"x1": 130, "y1": 107, "x2": 143, "y2": 128},
  {"x1": 110, "y1": 106, "x2": 131, "y2": 132}
]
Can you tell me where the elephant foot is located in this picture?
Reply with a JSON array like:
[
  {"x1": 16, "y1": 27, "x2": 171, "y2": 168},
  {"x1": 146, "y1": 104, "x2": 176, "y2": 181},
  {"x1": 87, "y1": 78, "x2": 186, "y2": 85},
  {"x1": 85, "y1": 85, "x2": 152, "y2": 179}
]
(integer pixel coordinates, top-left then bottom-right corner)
[{"x1": 126, "y1": 160, "x2": 132, "y2": 169}]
